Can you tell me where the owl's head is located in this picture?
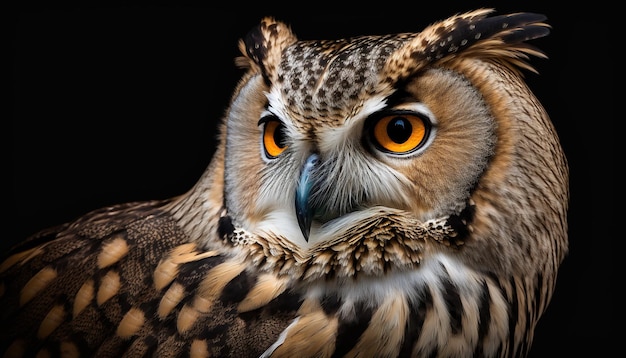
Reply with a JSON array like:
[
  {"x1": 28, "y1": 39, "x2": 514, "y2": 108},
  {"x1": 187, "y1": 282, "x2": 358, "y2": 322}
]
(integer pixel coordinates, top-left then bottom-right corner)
[{"x1": 208, "y1": 9, "x2": 568, "y2": 280}]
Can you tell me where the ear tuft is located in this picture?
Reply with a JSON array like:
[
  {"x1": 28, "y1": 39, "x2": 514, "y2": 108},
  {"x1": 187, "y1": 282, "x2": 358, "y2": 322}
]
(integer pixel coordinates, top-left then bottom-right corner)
[{"x1": 238, "y1": 17, "x2": 298, "y2": 85}]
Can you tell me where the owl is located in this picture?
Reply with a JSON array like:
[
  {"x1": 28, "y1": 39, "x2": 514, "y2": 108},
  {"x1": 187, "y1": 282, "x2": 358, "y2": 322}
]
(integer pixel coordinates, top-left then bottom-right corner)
[{"x1": 2, "y1": 8, "x2": 568, "y2": 358}]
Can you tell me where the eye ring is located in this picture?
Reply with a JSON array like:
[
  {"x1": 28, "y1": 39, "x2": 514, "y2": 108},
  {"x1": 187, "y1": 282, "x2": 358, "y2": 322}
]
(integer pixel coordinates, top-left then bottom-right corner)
[
  {"x1": 260, "y1": 115, "x2": 288, "y2": 158},
  {"x1": 369, "y1": 111, "x2": 430, "y2": 155}
]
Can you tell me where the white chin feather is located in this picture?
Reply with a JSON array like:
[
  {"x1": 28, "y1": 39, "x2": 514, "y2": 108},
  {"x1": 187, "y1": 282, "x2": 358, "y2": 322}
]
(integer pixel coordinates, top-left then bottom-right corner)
[
  {"x1": 278, "y1": 206, "x2": 410, "y2": 249},
  {"x1": 312, "y1": 206, "x2": 404, "y2": 240},
  {"x1": 254, "y1": 209, "x2": 310, "y2": 247},
  {"x1": 253, "y1": 207, "x2": 403, "y2": 248}
]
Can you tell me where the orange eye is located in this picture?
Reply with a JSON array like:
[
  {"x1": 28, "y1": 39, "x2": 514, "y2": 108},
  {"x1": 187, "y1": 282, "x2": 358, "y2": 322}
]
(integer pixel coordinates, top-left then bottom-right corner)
[
  {"x1": 370, "y1": 112, "x2": 428, "y2": 154},
  {"x1": 262, "y1": 118, "x2": 288, "y2": 158}
]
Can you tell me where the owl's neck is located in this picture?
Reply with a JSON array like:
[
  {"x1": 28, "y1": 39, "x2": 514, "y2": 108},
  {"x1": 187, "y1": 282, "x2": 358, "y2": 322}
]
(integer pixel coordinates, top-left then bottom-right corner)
[{"x1": 164, "y1": 152, "x2": 227, "y2": 247}]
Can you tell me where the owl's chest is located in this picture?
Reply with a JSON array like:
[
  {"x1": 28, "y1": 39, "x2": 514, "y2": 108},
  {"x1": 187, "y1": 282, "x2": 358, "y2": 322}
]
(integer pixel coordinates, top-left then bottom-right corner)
[{"x1": 254, "y1": 254, "x2": 513, "y2": 357}]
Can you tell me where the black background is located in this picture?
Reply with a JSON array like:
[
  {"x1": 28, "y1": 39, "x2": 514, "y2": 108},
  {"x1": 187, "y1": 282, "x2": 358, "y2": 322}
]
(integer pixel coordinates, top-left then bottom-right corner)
[{"x1": 11, "y1": 2, "x2": 614, "y2": 356}]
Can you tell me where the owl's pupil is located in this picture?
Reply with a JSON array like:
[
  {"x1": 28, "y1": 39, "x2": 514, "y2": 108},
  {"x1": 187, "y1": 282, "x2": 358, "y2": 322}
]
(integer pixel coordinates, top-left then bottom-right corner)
[
  {"x1": 387, "y1": 117, "x2": 412, "y2": 143},
  {"x1": 274, "y1": 124, "x2": 287, "y2": 148}
]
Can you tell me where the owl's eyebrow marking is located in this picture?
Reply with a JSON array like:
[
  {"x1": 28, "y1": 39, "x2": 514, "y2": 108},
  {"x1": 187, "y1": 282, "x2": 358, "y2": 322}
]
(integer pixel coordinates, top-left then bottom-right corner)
[
  {"x1": 258, "y1": 112, "x2": 281, "y2": 126},
  {"x1": 258, "y1": 116, "x2": 272, "y2": 126},
  {"x1": 383, "y1": 89, "x2": 414, "y2": 109}
]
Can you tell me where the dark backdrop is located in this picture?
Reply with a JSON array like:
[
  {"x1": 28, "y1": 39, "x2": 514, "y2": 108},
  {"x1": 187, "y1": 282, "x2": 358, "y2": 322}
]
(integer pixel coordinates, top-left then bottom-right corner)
[{"x1": 11, "y1": 2, "x2": 614, "y2": 356}]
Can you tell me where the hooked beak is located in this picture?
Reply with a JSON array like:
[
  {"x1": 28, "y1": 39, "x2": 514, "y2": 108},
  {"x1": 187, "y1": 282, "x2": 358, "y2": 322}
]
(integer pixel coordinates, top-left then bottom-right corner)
[{"x1": 295, "y1": 153, "x2": 319, "y2": 242}]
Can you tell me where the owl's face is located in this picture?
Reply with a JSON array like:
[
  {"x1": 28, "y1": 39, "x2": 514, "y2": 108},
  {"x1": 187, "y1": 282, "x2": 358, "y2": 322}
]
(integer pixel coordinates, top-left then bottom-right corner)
[
  {"x1": 223, "y1": 32, "x2": 495, "y2": 250},
  {"x1": 210, "y1": 11, "x2": 567, "y2": 285}
]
